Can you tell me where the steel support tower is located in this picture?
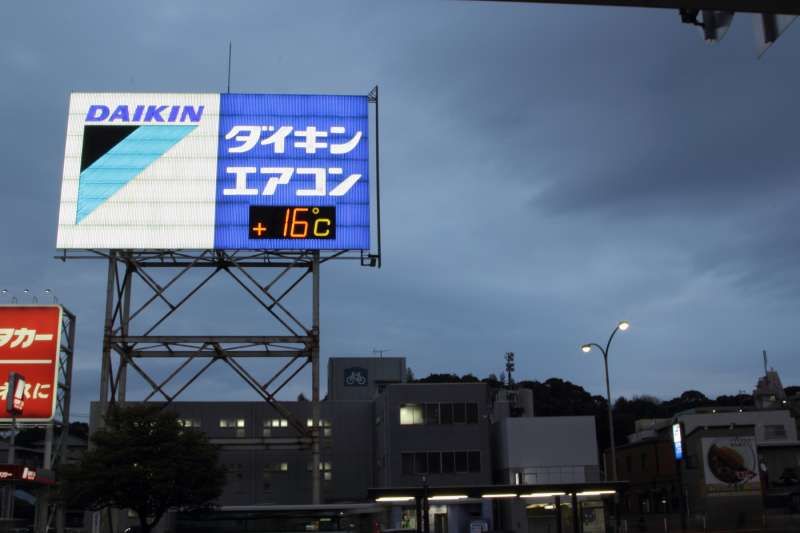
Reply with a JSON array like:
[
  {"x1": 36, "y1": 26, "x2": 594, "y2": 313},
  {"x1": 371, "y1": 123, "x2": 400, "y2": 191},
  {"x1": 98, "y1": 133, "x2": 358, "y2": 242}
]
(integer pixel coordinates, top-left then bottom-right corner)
[{"x1": 60, "y1": 87, "x2": 381, "y2": 509}]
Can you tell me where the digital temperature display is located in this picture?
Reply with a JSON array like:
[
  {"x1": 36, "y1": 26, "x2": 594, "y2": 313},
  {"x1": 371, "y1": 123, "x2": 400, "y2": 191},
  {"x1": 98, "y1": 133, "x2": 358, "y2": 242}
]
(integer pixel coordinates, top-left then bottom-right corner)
[{"x1": 249, "y1": 206, "x2": 336, "y2": 240}]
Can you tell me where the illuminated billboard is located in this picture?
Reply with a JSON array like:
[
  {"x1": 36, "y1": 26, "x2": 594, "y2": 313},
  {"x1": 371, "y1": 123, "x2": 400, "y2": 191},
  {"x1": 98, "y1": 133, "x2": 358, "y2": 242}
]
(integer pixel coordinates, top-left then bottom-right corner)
[
  {"x1": 672, "y1": 422, "x2": 683, "y2": 461},
  {"x1": 0, "y1": 306, "x2": 62, "y2": 422},
  {"x1": 702, "y1": 436, "x2": 761, "y2": 495},
  {"x1": 57, "y1": 93, "x2": 370, "y2": 250}
]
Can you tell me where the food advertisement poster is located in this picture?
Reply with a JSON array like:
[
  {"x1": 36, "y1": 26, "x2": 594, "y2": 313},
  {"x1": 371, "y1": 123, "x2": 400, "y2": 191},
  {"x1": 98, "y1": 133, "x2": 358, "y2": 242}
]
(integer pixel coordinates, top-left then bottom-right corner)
[{"x1": 702, "y1": 436, "x2": 761, "y2": 495}]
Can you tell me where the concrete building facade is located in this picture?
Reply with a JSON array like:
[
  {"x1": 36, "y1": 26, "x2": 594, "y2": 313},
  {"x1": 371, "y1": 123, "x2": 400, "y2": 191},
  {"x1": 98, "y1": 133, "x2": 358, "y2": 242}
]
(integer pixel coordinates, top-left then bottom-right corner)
[{"x1": 90, "y1": 357, "x2": 610, "y2": 533}]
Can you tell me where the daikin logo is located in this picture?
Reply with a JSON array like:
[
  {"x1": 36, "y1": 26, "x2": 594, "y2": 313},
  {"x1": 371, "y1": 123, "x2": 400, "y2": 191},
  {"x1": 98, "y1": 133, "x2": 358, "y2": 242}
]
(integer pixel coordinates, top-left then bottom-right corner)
[
  {"x1": 75, "y1": 116, "x2": 197, "y2": 222},
  {"x1": 85, "y1": 104, "x2": 204, "y2": 123}
]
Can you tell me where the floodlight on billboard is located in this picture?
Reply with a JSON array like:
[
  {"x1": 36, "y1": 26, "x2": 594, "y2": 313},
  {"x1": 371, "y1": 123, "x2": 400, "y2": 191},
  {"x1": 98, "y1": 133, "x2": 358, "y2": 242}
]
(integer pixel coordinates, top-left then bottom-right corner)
[
  {"x1": 56, "y1": 93, "x2": 371, "y2": 250},
  {"x1": 0, "y1": 306, "x2": 62, "y2": 422}
]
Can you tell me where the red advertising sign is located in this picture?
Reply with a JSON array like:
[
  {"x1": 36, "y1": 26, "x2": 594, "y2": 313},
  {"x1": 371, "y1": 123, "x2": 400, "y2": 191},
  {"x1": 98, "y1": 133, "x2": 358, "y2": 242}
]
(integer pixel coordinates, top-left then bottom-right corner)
[
  {"x1": 0, "y1": 464, "x2": 53, "y2": 484},
  {"x1": 0, "y1": 306, "x2": 62, "y2": 421}
]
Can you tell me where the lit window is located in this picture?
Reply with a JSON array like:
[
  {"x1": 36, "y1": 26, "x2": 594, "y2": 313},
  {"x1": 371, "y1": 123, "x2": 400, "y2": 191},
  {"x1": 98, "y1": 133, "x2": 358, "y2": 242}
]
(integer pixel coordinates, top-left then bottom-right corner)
[
  {"x1": 306, "y1": 461, "x2": 333, "y2": 480},
  {"x1": 178, "y1": 418, "x2": 200, "y2": 428},
  {"x1": 400, "y1": 404, "x2": 424, "y2": 425},
  {"x1": 265, "y1": 462, "x2": 289, "y2": 473},
  {"x1": 264, "y1": 419, "x2": 288, "y2": 436},
  {"x1": 220, "y1": 418, "x2": 246, "y2": 437},
  {"x1": 306, "y1": 419, "x2": 333, "y2": 436}
]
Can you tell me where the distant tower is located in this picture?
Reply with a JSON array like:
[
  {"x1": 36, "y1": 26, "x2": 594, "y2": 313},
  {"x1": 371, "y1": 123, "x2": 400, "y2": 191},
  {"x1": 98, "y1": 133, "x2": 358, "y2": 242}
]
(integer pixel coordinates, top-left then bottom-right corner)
[{"x1": 753, "y1": 350, "x2": 787, "y2": 409}]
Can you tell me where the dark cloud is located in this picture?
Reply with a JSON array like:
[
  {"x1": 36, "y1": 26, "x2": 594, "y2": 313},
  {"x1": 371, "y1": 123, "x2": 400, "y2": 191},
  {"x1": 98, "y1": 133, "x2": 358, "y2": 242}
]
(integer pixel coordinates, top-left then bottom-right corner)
[{"x1": 1, "y1": 1, "x2": 799, "y2": 417}]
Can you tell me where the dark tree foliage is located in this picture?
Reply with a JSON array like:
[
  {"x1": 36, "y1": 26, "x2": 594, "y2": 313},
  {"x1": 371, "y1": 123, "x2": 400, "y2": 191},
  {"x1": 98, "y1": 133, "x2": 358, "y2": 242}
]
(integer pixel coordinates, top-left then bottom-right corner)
[
  {"x1": 58, "y1": 405, "x2": 225, "y2": 533},
  {"x1": 417, "y1": 373, "x2": 463, "y2": 383}
]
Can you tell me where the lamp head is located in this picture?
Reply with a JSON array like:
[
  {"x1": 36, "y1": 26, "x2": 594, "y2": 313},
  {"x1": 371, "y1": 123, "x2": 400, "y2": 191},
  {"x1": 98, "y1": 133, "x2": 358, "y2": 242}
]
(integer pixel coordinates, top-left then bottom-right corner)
[
  {"x1": 617, "y1": 321, "x2": 630, "y2": 331},
  {"x1": 581, "y1": 344, "x2": 592, "y2": 353}
]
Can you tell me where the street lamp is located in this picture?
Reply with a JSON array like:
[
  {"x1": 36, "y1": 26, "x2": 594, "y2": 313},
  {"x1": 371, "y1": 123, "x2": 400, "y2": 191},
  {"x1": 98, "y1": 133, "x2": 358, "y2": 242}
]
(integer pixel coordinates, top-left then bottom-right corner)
[{"x1": 581, "y1": 320, "x2": 630, "y2": 482}]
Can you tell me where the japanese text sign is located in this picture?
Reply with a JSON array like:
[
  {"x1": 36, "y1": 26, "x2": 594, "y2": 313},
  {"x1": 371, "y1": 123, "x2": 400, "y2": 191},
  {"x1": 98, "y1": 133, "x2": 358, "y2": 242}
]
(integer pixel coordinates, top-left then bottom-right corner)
[
  {"x1": 56, "y1": 93, "x2": 371, "y2": 250},
  {"x1": 0, "y1": 306, "x2": 62, "y2": 421}
]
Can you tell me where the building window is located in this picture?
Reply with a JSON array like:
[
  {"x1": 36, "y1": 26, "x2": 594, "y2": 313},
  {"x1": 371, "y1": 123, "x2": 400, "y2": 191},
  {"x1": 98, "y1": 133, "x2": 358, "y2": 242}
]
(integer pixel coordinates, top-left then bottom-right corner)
[
  {"x1": 402, "y1": 453, "x2": 415, "y2": 475},
  {"x1": 440, "y1": 404, "x2": 453, "y2": 424},
  {"x1": 400, "y1": 404, "x2": 425, "y2": 425},
  {"x1": 626, "y1": 455, "x2": 632, "y2": 474},
  {"x1": 306, "y1": 418, "x2": 333, "y2": 437},
  {"x1": 307, "y1": 461, "x2": 333, "y2": 481},
  {"x1": 641, "y1": 454, "x2": 647, "y2": 471},
  {"x1": 401, "y1": 451, "x2": 479, "y2": 475},
  {"x1": 178, "y1": 418, "x2": 200, "y2": 429},
  {"x1": 442, "y1": 452, "x2": 455, "y2": 473},
  {"x1": 263, "y1": 462, "x2": 288, "y2": 492},
  {"x1": 220, "y1": 418, "x2": 246, "y2": 437},
  {"x1": 468, "y1": 451, "x2": 481, "y2": 473},
  {"x1": 265, "y1": 462, "x2": 289, "y2": 473},
  {"x1": 400, "y1": 451, "x2": 481, "y2": 476},
  {"x1": 414, "y1": 403, "x2": 480, "y2": 425},
  {"x1": 466, "y1": 403, "x2": 479, "y2": 424},
  {"x1": 425, "y1": 403, "x2": 440, "y2": 425},
  {"x1": 455, "y1": 451, "x2": 468, "y2": 472},
  {"x1": 453, "y1": 403, "x2": 466, "y2": 424},
  {"x1": 428, "y1": 452, "x2": 441, "y2": 474},
  {"x1": 270, "y1": 418, "x2": 289, "y2": 427},
  {"x1": 414, "y1": 452, "x2": 428, "y2": 474},
  {"x1": 764, "y1": 425, "x2": 788, "y2": 440}
]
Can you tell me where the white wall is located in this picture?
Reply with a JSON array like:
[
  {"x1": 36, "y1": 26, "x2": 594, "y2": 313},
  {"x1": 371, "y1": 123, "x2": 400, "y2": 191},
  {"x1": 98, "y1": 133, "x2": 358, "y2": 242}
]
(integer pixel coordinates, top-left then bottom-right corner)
[
  {"x1": 495, "y1": 416, "x2": 598, "y2": 469},
  {"x1": 679, "y1": 410, "x2": 798, "y2": 444}
]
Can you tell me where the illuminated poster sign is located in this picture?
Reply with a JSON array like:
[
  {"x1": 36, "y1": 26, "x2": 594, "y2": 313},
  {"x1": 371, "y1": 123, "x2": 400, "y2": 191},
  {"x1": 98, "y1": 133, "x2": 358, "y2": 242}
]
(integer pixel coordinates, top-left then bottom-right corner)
[
  {"x1": 57, "y1": 93, "x2": 370, "y2": 250},
  {"x1": 672, "y1": 423, "x2": 683, "y2": 461},
  {"x1": 0, "y1": 306, "x2": 62, "y2": 422},
  {"x1": 701, "y1": 436, "x2": 761, "y2": 495}
]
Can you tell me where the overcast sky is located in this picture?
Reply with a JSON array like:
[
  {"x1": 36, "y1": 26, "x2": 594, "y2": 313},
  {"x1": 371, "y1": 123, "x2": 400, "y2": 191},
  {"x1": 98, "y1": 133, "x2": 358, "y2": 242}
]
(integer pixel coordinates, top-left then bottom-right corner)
[{"x1": 2, "y1": 1, "x2": 799, "y2": 422}]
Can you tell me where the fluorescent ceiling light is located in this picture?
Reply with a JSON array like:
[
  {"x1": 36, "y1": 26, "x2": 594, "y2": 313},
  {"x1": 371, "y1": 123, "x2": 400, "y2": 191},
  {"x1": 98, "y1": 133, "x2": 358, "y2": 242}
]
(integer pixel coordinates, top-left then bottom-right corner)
[{"x1": 376, "y1": 496, "x2": 414, "y2": 502}]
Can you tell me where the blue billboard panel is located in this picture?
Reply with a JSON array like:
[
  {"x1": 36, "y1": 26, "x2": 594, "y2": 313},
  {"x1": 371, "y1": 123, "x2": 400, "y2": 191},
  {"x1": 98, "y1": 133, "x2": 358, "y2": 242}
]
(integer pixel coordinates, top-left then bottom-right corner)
[
  {"x1": 57, "y1": 93, "x2": 370, "y2": 251},
  {"x1": 214, "y1": 94, "x2": 369, "y2": 250}
]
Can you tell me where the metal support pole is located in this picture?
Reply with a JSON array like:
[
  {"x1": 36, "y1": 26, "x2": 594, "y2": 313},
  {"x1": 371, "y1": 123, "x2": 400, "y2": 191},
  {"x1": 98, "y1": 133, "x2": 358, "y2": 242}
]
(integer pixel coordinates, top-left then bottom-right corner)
[
  {"x1": 415, "y1": 497, "x2": 422, "y2": 533},
  {"x1": 571, "y1": 492, "x2": 579, "y2": 533},
  {"x1": 99, "y1": 252, "x2": 117, "y2": 410},
  {"x1": 118, "y1": 255, "x2": 133, "y2": 403},
  {"x1": 33, "y1": 423, "x2": 55, "y2": 533},
  {"x1": 311, "y1": 250, "x2": 321, "y2": 504},
  {"x1": 604, "y1": 352, "x2": 618, "y2": 481},
  {"x1": 43, "y1": 423, "x2": 53, "y2": 469},
  {"x1": 4, "y1": 416, "x2": 17, "y2": 521},
  {"x1": 423, "y1": 484, "x2": 430, "y2": 533},
  {"x1": 555, "y1": 495, "x2": 563, "y2": 533}
]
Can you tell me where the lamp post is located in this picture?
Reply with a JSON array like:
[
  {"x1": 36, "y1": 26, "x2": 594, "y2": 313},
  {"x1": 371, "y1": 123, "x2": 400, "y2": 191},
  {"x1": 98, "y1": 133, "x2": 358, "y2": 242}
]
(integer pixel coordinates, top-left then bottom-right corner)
[{"x1": 581, "y1": 320, "x2": 629, "y2": 482}]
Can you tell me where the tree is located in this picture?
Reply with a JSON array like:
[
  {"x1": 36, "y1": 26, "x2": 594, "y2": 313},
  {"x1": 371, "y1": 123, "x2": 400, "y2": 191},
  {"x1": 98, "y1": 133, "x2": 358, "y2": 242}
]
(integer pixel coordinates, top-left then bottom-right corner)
[{"x1": 59, "y1": 404, "x2": 225, "y2": 533}]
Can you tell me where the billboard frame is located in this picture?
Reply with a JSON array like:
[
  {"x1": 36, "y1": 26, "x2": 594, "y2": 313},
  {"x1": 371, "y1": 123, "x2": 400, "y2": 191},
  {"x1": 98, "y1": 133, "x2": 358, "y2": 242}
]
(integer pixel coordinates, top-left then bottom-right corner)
[{"x1": 56, "y1": 88, "x2": 382, "y2": 265}]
